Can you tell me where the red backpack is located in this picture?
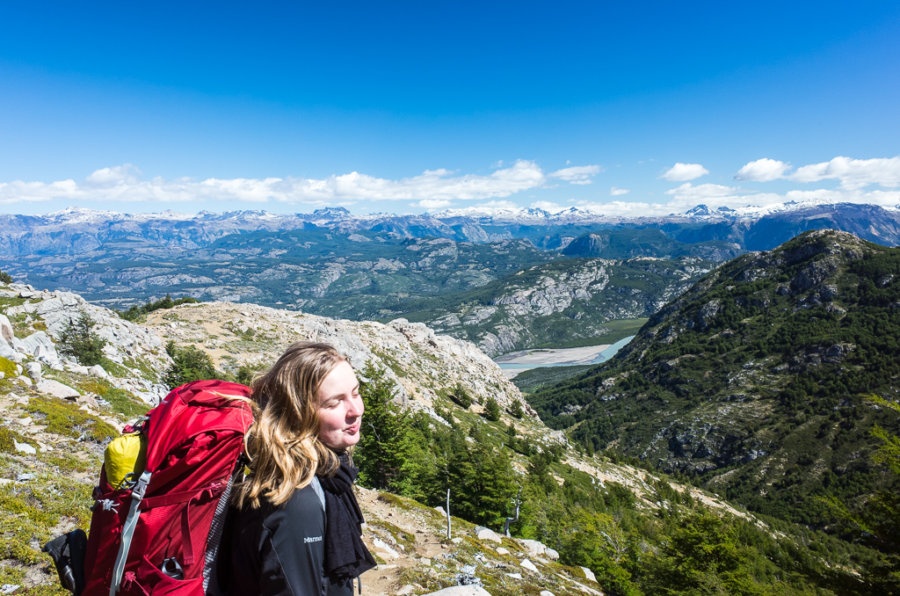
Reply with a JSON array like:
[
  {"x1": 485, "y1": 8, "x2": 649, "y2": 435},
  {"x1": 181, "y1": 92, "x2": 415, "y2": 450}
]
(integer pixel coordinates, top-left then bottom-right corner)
[{"x1": 80, "y1": 380, "x2": 253, "y2": 596}]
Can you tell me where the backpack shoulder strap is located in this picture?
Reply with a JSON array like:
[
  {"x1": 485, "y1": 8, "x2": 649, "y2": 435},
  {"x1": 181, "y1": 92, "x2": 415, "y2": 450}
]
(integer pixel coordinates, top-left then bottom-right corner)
[
  {"x1": 309, "y1": 476, "x2": 325, "y2": 512},
  {"x1": 109, "y1": 470, "x2": 152, "y2": 595}
]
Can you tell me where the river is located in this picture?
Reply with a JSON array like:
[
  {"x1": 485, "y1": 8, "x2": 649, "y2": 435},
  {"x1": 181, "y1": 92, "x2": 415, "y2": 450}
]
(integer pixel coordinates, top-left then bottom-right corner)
[{"x1": 494, "y1": 336, "x2": 634, "y2": 378}]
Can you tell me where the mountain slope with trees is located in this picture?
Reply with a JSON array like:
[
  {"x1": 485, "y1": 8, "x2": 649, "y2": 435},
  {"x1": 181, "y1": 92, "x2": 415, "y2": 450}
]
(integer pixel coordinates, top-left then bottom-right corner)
[{"x1": 529, "y1": 231, "x2": 900, "y2": 546}]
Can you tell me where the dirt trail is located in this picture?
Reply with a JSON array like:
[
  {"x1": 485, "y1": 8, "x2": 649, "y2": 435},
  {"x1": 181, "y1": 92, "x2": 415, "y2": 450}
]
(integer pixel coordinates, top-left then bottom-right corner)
[{"x1": 358, "y1": 487, "x2": 452, "y2": 595}]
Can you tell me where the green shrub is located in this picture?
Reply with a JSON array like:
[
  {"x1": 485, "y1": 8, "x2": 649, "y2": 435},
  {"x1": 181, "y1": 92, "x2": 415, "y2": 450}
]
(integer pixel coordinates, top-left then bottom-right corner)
[
  {"x1": 58, "y1": 312, "x2": 106, "y2": 366},
  {"x1": 0, "y1": 357, "x2": 17, "y2": 377},
  {"x1": 448, "y1": 383, "x2": 473, "y2": 409},
  {"x1": 509, "y1": 400, "x2": 524, "y2": 418},
  {"x1": 235, "y1": 363, "x2": 264, "y2": 386},
  {"x1": 78, "y1": 379, "x2": 148, "y2": 419},
  {"x1": 118, "y1": 294, "x2": 199, "y2": 321},
  {"x1": 483, "y1": 397, "x2": 501, "y2": 421},
  {"x1": 163, "y1": 342, "x2": 221, "y2": 389},
  {"x1": 0, "y1": 427, "x2": 32, "y2": 454}
]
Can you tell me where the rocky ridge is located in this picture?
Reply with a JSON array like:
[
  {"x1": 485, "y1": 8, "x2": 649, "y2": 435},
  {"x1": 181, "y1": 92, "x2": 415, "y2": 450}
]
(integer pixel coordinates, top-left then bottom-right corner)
[
  {"x1": 141, "y1": 300, "x2": 534, "y2": 419},
  {"x1": 1, "y1": 284, "x2": 170, "y2": 404}
]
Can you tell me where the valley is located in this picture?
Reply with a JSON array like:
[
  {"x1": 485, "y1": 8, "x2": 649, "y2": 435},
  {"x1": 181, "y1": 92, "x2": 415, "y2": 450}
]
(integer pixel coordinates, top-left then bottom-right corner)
[{"x1": 6, "y1": 5, "x2": 900, "y2": 594}]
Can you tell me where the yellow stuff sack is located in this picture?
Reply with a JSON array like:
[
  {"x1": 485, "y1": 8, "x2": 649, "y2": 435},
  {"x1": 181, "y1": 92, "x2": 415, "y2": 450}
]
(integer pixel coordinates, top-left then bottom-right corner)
[{"x1": 103, "y1": 432, "x2": 147, "y2": 490}]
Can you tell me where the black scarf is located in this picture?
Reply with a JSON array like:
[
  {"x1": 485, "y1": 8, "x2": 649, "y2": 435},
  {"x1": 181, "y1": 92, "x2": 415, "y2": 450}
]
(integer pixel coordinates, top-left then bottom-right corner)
[{"x1": 317, "y1": 457, "x2": 376, "y2": 582}]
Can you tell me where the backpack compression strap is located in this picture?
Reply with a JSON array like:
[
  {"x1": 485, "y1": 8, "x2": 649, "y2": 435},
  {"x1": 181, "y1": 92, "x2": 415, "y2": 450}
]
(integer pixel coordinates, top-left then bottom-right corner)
[{"x1": 109, "y1": 470, "x2": 152, "y2": 596}]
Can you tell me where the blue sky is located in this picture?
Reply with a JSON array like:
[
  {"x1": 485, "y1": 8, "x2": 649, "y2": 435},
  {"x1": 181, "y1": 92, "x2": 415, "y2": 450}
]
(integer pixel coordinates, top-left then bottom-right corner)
[{"x1": 1, "y1": 1, "x2": 899, "y2": 216}]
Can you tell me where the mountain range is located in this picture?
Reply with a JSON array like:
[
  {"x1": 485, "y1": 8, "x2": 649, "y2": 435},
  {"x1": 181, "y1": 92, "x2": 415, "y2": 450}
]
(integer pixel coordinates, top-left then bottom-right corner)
[
  {"x1": 4, "y1": 202, "x2": 900, "y2": 359},
  {"x1": 4, "y1": 202, "x2": 900, "y2": 259}
]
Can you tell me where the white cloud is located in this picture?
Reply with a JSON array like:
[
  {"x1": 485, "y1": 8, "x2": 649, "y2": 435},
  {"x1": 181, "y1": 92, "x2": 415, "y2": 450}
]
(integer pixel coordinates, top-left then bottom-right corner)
[
  {"x1": 735, "y1": 158, "x2": 790, "y2": 182},
  {"x1": 731, "y1": 156, "x2": 900, "y2": 189},
  {"x1": 549, "y1": 165, "x2": 602, "y2": 185},
  {"x1": 416, "y1": 199, "x2": 452, "y2": 210},
  {"x1": 665, "y1": 182, "x2": 739, "y2": 201},
  {"x1": 0, "y1": 179, "x2": 83, "y2": 203},
  {"x1": 661, "y1": 162, "x2": 709, "y2": 182},
  {"x1": 6, "y1": 155, "x2": 900, "y2": 218},
  {"x1": 791, "y1": 156, "x2": 900, "y2": 189},
  {"x1": 85, "y1": 164, "x2": 143, "y2": 186},
  {"x1": 0, "y1": 160, "x2": 555, "y2": 206}
]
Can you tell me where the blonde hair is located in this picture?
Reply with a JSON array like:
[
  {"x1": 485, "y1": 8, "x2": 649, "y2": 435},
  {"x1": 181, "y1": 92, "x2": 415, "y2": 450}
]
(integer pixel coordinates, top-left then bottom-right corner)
[{"x1": 233, "y1": 341, "x2": 346, "y2": 509}]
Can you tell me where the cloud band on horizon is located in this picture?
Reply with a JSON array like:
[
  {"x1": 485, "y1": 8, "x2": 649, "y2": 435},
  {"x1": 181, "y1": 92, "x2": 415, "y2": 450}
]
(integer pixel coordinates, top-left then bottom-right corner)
[
  {"x1": 0, "y1": 160, "x2": 601, "y2": 207},
  {"x1": 1, "y1": 156, "x2": 898, "y2": 218}
]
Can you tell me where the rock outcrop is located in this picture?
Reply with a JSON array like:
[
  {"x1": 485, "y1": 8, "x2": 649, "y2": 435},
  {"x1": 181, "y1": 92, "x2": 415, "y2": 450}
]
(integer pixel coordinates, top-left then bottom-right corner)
[
  {"x1": 1, "y1": 283, "x2": 171, "y2": 403},
  {"x1": 142, "y1": 301, "x2": 535, "y2": 420}
]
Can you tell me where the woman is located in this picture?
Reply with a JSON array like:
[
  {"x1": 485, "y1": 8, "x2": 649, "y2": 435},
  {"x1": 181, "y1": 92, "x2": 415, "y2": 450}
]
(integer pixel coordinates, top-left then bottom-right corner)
[{"x1": 222, "y1": 341, "x2": 376, "y2": 595}]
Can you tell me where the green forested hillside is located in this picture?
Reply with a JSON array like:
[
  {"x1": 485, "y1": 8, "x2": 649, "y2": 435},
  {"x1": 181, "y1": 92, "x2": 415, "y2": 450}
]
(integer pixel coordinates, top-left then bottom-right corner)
[
  {"x1": 355, "y1": 365, "x2": 894, "y2": 595},
  {"x1": 561, "y1": 227, "x2": 740, "y2": 260},
  {"x1": 529, "y1": 231, "x2": 900, "y2": 552}
]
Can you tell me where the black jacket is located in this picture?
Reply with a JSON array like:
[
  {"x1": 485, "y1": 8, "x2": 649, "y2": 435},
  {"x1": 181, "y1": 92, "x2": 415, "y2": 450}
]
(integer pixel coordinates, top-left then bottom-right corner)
[{"x1": 221, "y1": 481, "x2": 354, "y2": 596}]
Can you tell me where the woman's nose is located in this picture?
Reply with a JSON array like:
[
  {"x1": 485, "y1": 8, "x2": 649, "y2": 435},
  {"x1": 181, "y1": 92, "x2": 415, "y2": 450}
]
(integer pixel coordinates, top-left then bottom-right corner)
[{"x1": 347, "y1": 395, "x2": 364, "y2": 417}]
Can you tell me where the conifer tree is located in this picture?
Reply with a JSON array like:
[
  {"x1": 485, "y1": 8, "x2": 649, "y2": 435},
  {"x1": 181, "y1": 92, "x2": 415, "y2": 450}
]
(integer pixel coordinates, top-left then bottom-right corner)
[
  {"x1": 484, "y1": 396, "x2": 501, "y2": 421},
  {"x1": 442, "y1": 428, "x2": 517, "y2": 528},
  {"x1": 163, "y1": 342, "x2": 219, "y2": 388},
  {"x1": 58, "y1": 312, "x2": 107, "y2": 366},
  {"x1": 449, "y1": 382, "x2": 473, "y2": 408},
  {"x1": 869, "y1": 395, "x2": 900, "y2": 553},
  {"x1": 355, "y1": 364, "x2": 411, "y2": 491}
]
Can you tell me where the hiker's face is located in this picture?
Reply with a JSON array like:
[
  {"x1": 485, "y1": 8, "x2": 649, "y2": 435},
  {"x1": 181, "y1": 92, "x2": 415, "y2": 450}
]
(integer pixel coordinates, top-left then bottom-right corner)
[{"x1": 316, "y1": 360, "x2": 364, "y2": 451}]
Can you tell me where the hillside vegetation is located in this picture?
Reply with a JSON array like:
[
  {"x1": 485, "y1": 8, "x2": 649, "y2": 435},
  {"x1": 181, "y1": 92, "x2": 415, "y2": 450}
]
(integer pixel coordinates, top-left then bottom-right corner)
[{"x1": 529, "y1": 230, "x2": 900, "y2": 587}]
